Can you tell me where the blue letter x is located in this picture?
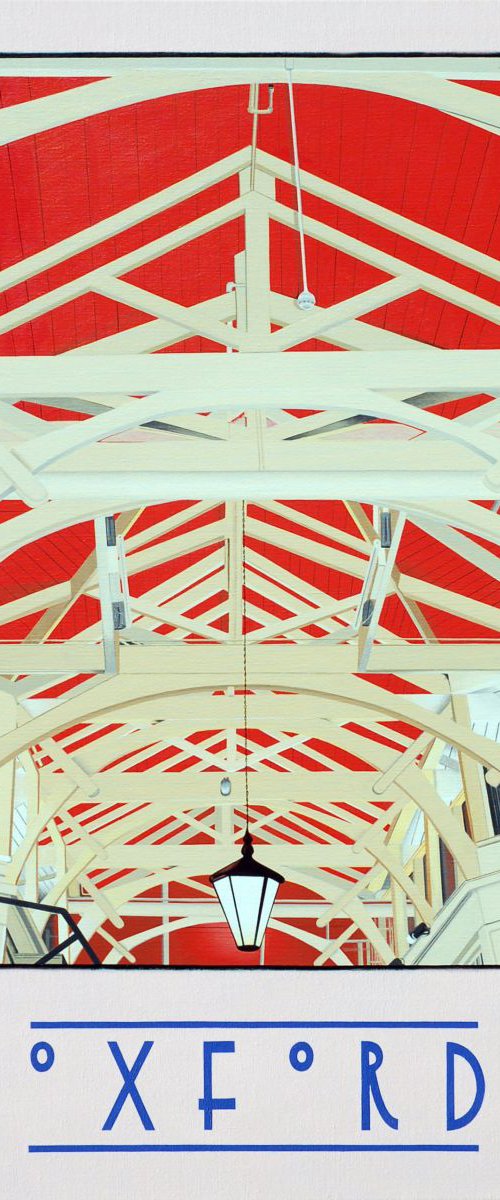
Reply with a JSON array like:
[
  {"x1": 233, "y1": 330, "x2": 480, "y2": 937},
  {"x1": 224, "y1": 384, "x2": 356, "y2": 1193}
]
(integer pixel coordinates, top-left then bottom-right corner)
[{"x1": 103, "y1": 1040, "x2": 155, "y2": 1131}]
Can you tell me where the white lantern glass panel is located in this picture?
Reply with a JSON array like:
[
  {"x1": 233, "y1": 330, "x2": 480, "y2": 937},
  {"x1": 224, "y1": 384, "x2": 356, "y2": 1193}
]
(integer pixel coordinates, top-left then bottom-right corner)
[
  {"x1": 212, "y1": 876, "x2": 242, "y2": 946},
  {"x1": 210, "y1": 832, "x2": 284, "y2": 952},
  {"x1": 255, "y1": 877, "x2": 280, "y2": 947}
]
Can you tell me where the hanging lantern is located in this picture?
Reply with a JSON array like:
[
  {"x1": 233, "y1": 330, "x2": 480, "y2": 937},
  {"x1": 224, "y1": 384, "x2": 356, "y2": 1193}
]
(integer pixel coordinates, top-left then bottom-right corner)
[
  {"x1": 210, "y1": 829, "x2": 284, "y2": 952},
  {"x1": 210, "y1": 501, "x2": 286, "y2": 953}
]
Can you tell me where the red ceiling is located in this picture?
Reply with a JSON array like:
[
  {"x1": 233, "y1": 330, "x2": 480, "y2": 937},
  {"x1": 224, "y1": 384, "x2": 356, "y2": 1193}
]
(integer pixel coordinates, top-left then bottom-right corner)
[
  {"x1": 1, "y1": 73, "x2": 500, "y2": 964},
  {"x1": 1, "y1": 79, "x2": 500, "y2": 356}
]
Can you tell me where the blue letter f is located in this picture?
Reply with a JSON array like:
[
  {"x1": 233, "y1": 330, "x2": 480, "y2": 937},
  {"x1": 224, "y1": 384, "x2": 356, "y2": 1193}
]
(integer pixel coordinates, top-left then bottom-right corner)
[{"x1": 198, "y1": 1041, "x2": 236, "y2": 1130}]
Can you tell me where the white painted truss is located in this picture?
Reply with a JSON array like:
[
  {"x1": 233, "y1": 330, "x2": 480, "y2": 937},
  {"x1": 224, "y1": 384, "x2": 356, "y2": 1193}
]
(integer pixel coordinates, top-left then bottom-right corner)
[{"x1": 1, "y1": 54, "x2": 500, "y2": 967}]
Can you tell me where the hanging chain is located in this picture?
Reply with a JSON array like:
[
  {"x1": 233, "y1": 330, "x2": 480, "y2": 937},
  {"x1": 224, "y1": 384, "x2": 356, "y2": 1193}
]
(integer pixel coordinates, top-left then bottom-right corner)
[{"x1": 241, "y1": 499, "x2": 250, "y2": 831}]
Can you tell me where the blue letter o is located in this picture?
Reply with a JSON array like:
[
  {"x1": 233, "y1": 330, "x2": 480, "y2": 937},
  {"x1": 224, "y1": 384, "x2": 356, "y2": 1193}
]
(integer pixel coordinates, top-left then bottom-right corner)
[{"x1": 31, "y1": 1041, "x2": 55, "y2": 1073}]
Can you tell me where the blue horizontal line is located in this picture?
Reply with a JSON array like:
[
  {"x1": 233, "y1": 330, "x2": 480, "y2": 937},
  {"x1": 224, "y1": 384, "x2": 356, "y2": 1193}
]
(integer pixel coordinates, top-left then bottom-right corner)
[
  {"x1": 28, "y1": 1144, "x2": 479, "y2": 1154},
  {"x1": 30, "y1": 1020, "x2": 478, "y2": 1030}
]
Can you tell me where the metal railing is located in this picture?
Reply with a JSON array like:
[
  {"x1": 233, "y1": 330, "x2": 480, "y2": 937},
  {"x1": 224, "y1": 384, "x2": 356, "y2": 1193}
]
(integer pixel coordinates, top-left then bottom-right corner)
[{"x1": 0, "y1": 895, "x2": 101, "y2": 966}]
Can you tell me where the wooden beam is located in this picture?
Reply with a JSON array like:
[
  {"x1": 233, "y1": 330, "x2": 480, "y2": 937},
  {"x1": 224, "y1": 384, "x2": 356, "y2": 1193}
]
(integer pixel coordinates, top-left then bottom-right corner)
[
  {"x1": 390, "y1": 878, "x2": 409, "y2": 957},
  {"x1": 367, "y1": 645, "x2": 500, "y2": 671},
  {"x1": 1, "y1": 65, "x2": 499, "y2": 145},
  {"x1": 1, "y1": 352, "x2": 500, "y2": 399},
  {"x1": 0, "y1": 200, "x2": 244, "y2": 340},
  {"x1": 0, "y1": 695, "x2": 16, "y2": 857},
  {"x1": 0, "y1": 148, "x2": 250, "y2": 294},
  {"x1": 450, "y1": 693, "x2": 493, "y2": 842},
  {"x1": 257, "y1": 149, "x2": 500, "y2": 284},
  {"x1": 271, "y1": 198, "x2": 500, "y2": 329}
]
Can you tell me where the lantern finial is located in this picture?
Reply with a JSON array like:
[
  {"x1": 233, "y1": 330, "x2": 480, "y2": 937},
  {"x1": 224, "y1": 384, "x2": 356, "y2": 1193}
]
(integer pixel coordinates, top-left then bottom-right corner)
[{"x1": 242, "y1": 828, "x2": 254, "y2": 858}]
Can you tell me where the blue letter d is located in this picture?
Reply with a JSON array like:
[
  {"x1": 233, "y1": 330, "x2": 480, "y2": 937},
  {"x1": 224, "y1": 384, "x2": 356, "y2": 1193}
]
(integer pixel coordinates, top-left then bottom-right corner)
[{"x1": 446, "y1": 1041, "x2": 485, "y2": 1131}]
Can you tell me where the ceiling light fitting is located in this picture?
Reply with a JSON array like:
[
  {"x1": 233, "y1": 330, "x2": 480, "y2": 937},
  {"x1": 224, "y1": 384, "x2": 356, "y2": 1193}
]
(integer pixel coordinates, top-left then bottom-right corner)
[{"x1": 407, "y1": 922, "x2": 430, "y2": 945}]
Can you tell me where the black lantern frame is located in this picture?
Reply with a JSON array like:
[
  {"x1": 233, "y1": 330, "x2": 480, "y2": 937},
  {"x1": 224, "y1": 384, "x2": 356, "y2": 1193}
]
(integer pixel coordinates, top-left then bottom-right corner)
[{"x1": 210, "y1": 829, "x2": 284, "y2": 952}]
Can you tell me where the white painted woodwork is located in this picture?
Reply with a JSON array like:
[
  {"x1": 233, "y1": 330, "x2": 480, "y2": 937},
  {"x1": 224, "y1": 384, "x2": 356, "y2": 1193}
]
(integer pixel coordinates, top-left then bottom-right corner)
[{"x1": 1, "y1": 66, "x2": 500, "y2": 965}]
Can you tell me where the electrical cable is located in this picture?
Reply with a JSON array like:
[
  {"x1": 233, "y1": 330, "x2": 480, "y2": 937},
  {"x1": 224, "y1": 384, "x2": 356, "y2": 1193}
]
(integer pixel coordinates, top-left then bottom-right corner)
[{"x1": 286, "y1": 68, "x2": 315, "y2": 311}]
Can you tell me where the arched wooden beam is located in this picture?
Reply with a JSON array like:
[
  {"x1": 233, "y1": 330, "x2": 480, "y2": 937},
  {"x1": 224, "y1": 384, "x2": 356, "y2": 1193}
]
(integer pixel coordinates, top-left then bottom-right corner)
[
  {"x1": 4, "y1": 385, "x2": 500, "y2": 507},
  {"x1": 0, "y1": 69, "x2": 499, "y2": 148},
  {"x1": 330, "y1": 725, "x2": 478, "y2": 879},
  {"x1": 2, "y1": 674, "x2": 499, "y2": 779},
  {"x1": 95, "y1": 912, "x2": 351, "y2": 967},
  {"x1": 76, "y1": 865, "x2": 391, "y2": 967}
]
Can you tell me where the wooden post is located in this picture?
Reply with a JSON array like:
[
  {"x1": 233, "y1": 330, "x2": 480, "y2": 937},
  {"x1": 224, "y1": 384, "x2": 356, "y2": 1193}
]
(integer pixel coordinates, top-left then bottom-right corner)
[{"x1": 451, "y1": 691, "x2": 493, "y2": 842}]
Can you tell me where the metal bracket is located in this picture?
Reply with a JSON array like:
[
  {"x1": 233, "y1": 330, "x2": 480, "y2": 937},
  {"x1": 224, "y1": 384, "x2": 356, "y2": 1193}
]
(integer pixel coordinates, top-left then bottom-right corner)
[
  {"x1": 248, "y1": 83, "x2": 274, "y2": 115},
  {"x1": 380, "y1": 510, "x2": 392, "y2": 549},
  {"x1": 361, "y1": 599, "x2": 375, "y2": 627}
]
